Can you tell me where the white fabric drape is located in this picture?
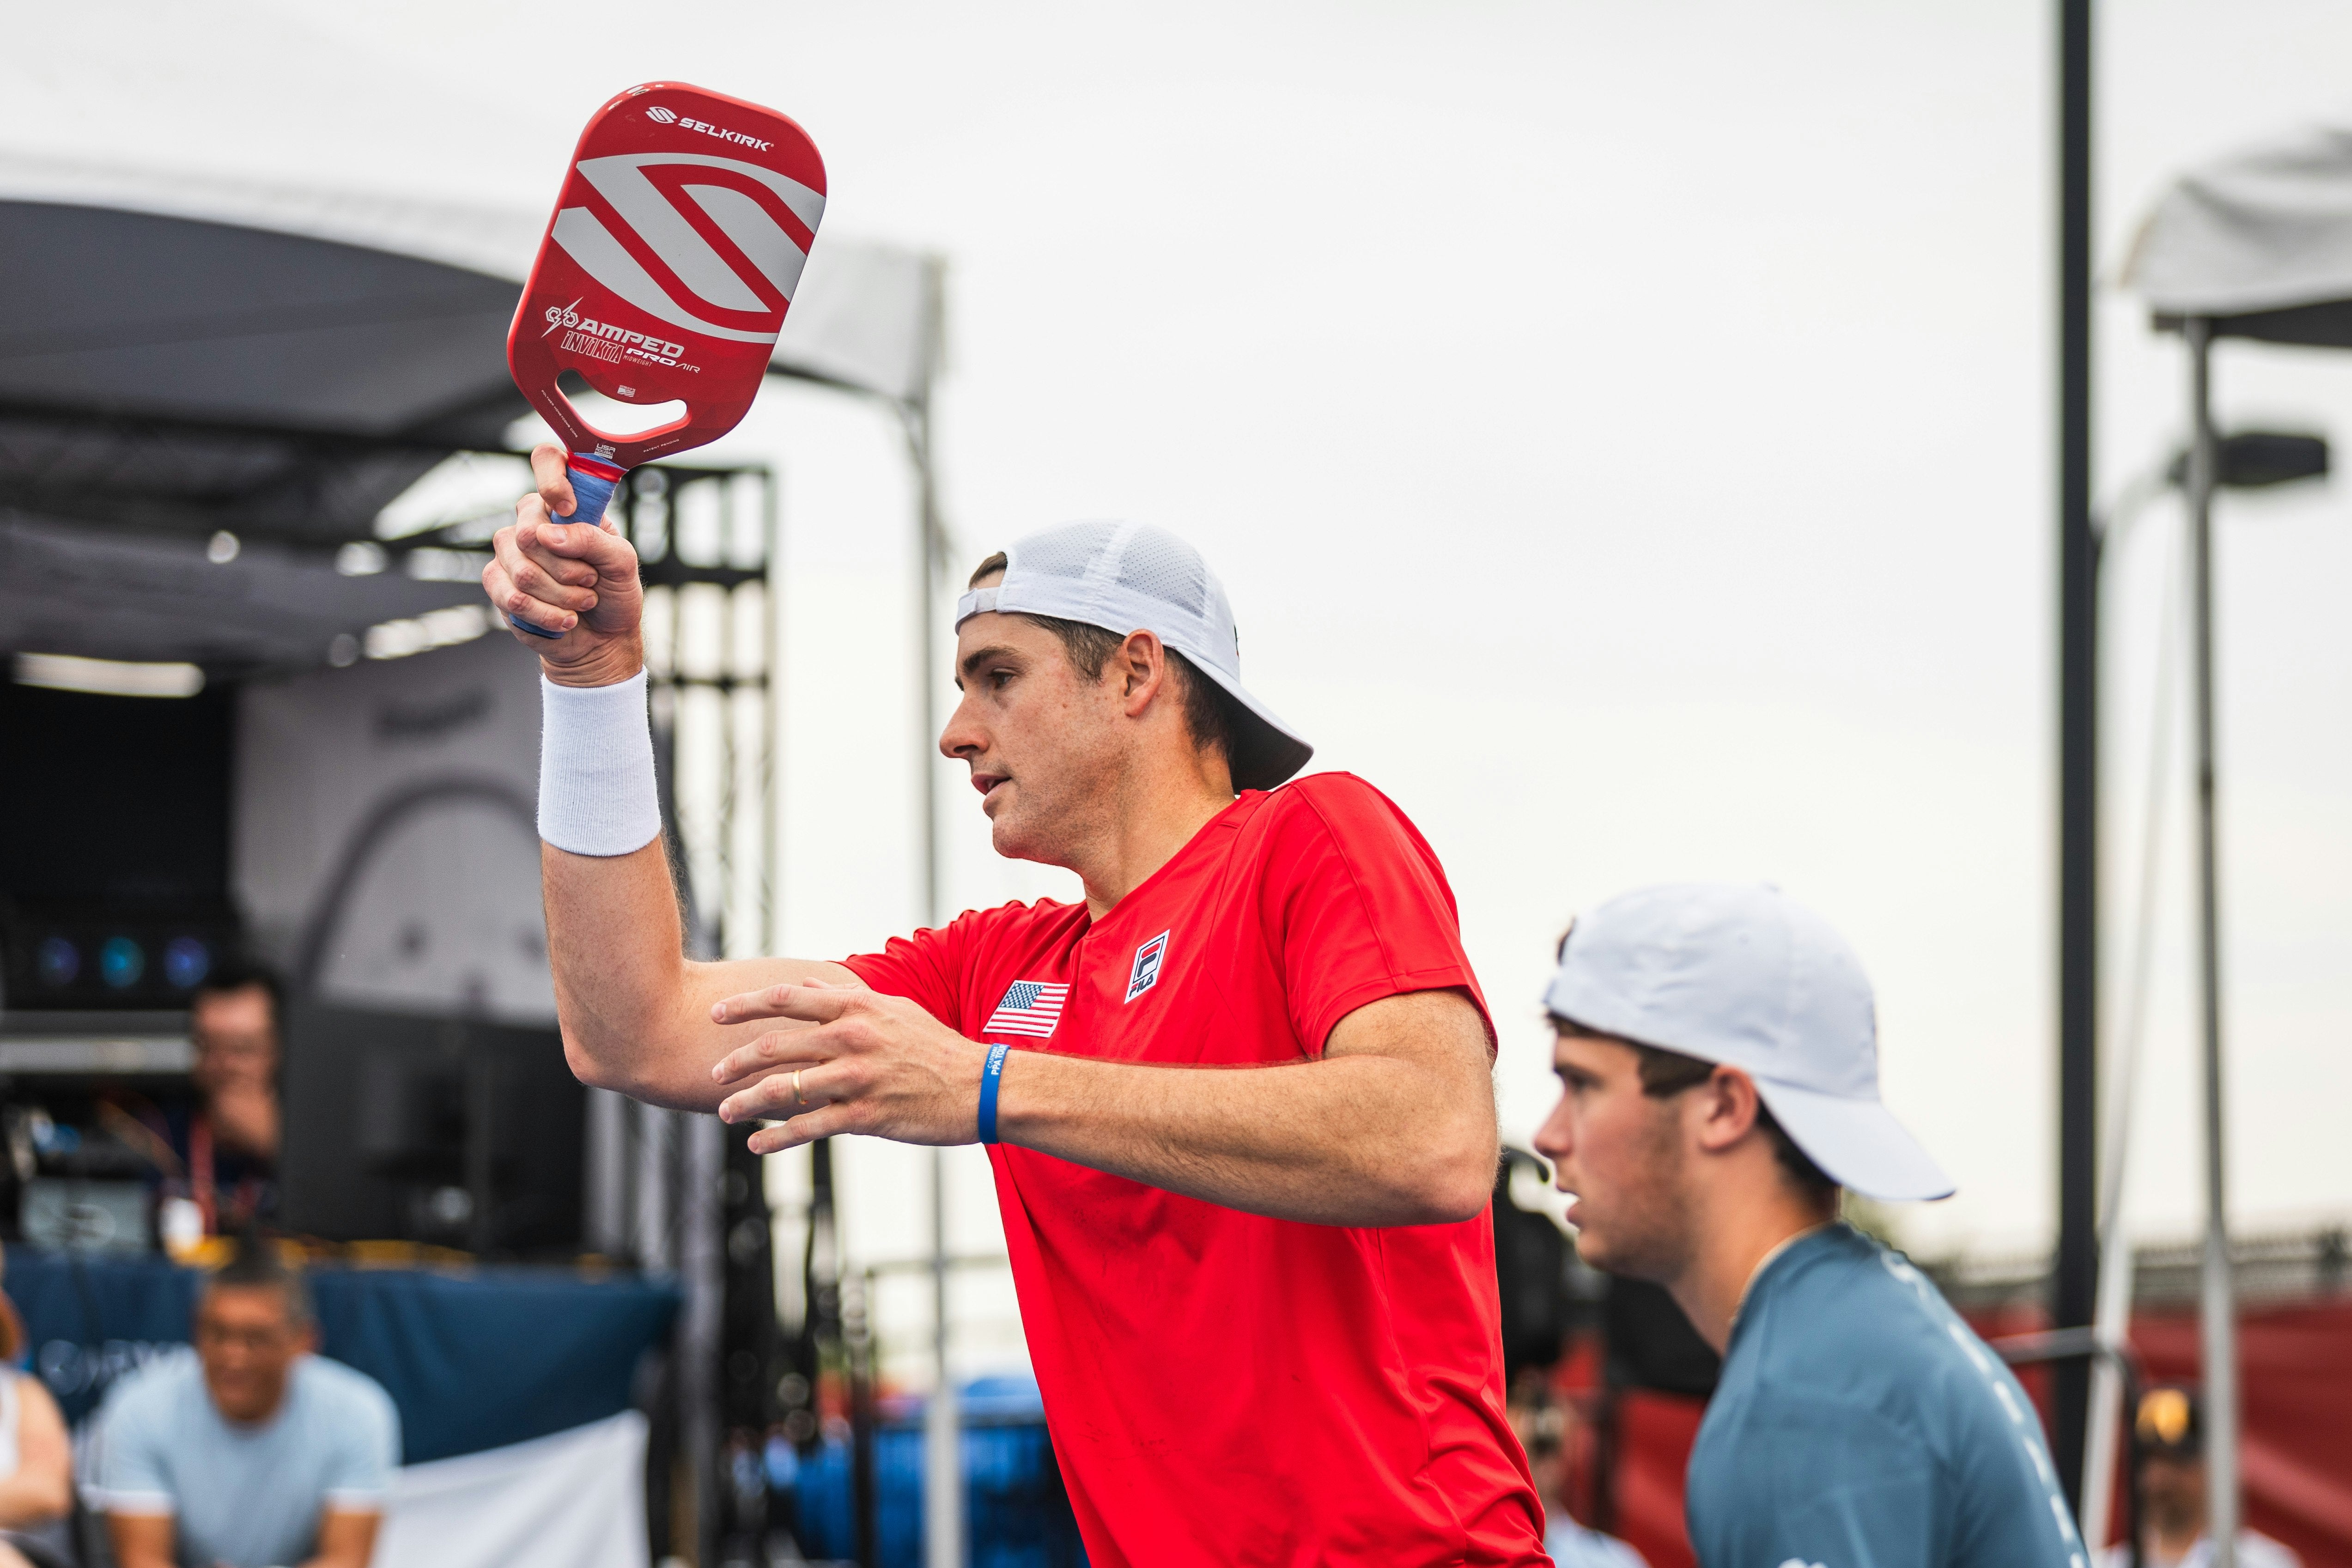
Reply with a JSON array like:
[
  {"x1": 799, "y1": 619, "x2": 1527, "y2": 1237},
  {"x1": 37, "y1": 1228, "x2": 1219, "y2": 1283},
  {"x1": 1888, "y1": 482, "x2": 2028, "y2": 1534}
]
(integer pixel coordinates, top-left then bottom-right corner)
[{"x1": 377, "y1": 1413, "x2": 650, "y2": 1568}]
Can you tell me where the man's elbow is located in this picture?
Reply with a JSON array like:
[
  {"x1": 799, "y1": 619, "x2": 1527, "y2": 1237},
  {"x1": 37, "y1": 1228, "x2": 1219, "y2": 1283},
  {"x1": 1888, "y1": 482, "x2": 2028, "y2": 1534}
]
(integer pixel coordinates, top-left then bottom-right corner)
[
  {"x1": 28, "y1": 1475, "x2": 72, "y2": 1524},
  {"x1": 562, "y1": 1030, "x2": 634, "y2": 1097},
  {"x1": 1391, "y1": 1128, "x2": 1497, "y2": 1226}
]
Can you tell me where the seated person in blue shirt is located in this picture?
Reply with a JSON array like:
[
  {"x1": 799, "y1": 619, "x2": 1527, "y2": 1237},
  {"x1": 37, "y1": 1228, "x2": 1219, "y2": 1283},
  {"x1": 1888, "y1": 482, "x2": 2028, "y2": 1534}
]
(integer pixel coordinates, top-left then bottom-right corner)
[
  {"x1": 92, "y1": 1242, "x2": 398, "y2": 1568},
  {"x1": 1532, "y1": 883, "x2": 2087, "y2": 1568}
]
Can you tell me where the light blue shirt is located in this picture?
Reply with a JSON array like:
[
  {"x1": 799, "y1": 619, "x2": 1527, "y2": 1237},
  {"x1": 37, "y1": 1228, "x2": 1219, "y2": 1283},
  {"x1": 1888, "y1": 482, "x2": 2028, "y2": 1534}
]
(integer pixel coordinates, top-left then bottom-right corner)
[
  {"x1": 92, "y1": 1349, "x2": 400, "y2": 1568},
  {"x1": 1687, "y1": 1224, "x2": 2085, "y2": 1568},
  {"x1": 1549, "y1": 1518, "x2": 1650, "y2": 1568}
]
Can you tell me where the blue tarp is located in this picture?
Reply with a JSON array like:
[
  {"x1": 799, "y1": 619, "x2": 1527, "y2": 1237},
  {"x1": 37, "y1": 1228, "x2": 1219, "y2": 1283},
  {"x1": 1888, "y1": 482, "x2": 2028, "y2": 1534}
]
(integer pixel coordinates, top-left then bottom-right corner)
[
  {"x1": 780, "y1": 1378, "x2": 1085, "y2": 1568},
  {"x1": 8, "y1": 1250, "x2": 677, "y2": 1462}
]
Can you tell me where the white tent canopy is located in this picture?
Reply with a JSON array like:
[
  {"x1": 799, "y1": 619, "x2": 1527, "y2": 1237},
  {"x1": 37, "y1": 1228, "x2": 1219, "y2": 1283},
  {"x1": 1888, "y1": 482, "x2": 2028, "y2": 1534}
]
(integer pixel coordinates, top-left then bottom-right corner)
[
  {"x1": 0, "y1": 151, "x2": 938, "y2": 424},
  {"x1": 0, "y1": 0, "x2": 941, "y2": 407},
  {"x1": 2123, "y1": 118, "x2": 2352, "y2": 342},
  {"x1": 0, "y1": 13, "x2": 939, "y2": 672}
]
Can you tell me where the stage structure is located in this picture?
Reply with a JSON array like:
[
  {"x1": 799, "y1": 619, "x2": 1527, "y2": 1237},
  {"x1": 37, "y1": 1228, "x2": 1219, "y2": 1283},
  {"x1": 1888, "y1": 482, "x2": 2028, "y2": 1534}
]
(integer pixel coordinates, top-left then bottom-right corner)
[
  {"x1": 0, "y1": 136, "x2": 942, "y2": 1568},
  {"x1": 2107, "y1": 117, "x2": 2352, "y2": 1566}
]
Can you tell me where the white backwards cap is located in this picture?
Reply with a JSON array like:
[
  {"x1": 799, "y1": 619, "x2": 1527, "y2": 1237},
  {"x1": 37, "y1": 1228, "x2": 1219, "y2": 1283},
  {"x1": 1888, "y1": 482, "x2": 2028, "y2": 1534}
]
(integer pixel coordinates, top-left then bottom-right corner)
[
  {"x1": 955, "y1": 522, "x2": 1313, "y2": 792},
  {"x1": 1544, "y1": 882, "x2": 1955, "y2": 1203}
]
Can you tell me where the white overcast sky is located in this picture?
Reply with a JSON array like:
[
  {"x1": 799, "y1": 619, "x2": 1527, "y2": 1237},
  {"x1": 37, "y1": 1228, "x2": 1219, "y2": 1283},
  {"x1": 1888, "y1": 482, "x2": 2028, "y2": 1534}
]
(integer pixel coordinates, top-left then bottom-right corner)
[{"x1": 14, "y1": 2, "x2": 2349, "y2": 1330}]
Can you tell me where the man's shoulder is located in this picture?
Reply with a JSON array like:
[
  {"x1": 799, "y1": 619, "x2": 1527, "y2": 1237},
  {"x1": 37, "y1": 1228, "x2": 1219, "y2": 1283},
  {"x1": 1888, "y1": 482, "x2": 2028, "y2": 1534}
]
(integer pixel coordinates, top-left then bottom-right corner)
[
  {"x1": 1252, "y1": 772, "x2": 1442, "y2": 864},
  {"x1": 97, "y1": 1347, "x2": 204, "y2": 1426},
  {"x1": 1715, "y1": 1229, "x2": 2057, "y2": 1479},
  {"x1": 1721, "y1": 1230, "x2": 1990, "y2": 1420},
  {"x1": 1261, "y1": 770, "x2": 1405, "y2": 822},
  {"x1": 296, "y1": 1354, "x2": 396, "y2": 1418}
]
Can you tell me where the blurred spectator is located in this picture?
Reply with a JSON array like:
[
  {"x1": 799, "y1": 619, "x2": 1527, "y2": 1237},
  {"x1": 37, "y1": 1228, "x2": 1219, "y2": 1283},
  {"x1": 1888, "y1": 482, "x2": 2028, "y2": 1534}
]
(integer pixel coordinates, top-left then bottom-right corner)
[
  {"x1": 2100, "y1": 1385, "x2": 2303, "y2": 1568},
  {"x1": 1508, "y1": 1379, "x2": 1645, "y2": 1568},
  {"x1": 105, "y1": 962, "x2": 283, "y2": 1242},
  {"x1": 181, "y1": 962, "x2": 284, "y2": 1229},
  {"x1": 0, "y1": 1245, "x2": 73, "y2": 1568},
  {"x1": 91, "y1": 1241, "x2": 397, "y2": 1568}
]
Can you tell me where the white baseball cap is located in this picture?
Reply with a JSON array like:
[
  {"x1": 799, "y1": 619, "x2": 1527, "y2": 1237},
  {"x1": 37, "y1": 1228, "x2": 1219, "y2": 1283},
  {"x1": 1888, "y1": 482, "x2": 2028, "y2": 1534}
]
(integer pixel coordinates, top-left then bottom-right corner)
[
  {"x1": 954, "y1": 521, "x2": 1313, "y2": 792},
  {"x1": 1543, "y1": 883, "x2": 1954, "y2": 1202}
]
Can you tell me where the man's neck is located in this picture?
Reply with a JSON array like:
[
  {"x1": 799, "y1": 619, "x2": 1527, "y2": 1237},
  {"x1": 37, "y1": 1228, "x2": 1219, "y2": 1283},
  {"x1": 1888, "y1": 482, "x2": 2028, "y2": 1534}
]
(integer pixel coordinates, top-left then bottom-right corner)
[
  {"x1": 1072, "y1": 758, "x2": 1236, "y2": 918},
  {"x1": 1664, "y1": 1183, "x2": 1837, "y2": 1354}
]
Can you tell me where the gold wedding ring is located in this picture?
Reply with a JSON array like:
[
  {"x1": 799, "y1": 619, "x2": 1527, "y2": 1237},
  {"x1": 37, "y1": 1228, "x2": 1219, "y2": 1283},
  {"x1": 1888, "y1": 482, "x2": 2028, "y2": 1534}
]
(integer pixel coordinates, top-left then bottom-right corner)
[{"x1": 792, "y1": 1069, "x2": 808, "y2": 1108}]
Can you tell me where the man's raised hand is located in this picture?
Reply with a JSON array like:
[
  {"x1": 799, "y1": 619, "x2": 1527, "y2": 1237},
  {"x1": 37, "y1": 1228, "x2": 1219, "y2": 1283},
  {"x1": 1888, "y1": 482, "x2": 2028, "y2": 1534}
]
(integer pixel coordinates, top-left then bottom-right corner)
[
  {"x1": 709, "y1": 983, "x2": 990, "y2": 1155},
  {"x1": 483, "y1": 442, "x2": 646, "y2": 687}
]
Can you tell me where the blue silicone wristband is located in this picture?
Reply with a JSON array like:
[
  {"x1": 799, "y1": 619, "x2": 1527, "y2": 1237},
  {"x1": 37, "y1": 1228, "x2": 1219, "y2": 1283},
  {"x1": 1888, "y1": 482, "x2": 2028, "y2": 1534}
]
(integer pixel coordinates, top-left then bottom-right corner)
[
  {"x1": 507, "y1": 455, "x2": 627, "y2": 638},
  {"x1": 977, "y1": 1041, "x2": 1010, "y2": 1145}
]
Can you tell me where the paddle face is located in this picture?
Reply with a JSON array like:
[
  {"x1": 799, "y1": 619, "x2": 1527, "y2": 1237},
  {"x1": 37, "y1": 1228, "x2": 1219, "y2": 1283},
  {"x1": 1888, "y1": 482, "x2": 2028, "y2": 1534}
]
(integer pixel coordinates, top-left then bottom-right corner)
[{"x1": 507, "y1": 83, "x2": 826, "y2": 471}]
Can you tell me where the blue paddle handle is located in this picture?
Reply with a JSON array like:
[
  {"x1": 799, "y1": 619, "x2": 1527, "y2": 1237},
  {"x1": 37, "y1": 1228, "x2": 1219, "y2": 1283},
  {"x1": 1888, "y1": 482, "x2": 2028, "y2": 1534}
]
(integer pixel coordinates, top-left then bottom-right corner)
[
  {"x1": 559, "y1": 460, "x2": 623, "y2": 529},
  {"x1": 509, "y1": 456, "x2": 627, "y2": 639}
]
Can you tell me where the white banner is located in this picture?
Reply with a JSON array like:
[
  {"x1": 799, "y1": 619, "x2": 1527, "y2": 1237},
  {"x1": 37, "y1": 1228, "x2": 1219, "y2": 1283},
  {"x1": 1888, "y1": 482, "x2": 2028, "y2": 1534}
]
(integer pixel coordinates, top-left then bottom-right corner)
[{"x1": 378, "y1": 1412, "x2": 649, "y2": 1568}]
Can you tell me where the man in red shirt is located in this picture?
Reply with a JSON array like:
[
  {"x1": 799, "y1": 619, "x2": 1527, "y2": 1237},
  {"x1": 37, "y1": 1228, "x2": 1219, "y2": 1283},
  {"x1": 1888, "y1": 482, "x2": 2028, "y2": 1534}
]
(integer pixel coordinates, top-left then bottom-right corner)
[{"x1": 486, "y1": 444, "x2": 1544, "y2": 1565}]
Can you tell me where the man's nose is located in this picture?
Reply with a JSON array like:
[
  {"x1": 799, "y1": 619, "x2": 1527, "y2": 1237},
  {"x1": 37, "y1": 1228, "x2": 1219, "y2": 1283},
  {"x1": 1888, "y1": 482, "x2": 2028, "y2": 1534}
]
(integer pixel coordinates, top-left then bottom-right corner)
[
  {"x1": 937, "y1": 693, "x2": 985, "y2": 760},
  {"x1": 1532, "y1": 1101, "x2": 1574, "y2": 1162}
]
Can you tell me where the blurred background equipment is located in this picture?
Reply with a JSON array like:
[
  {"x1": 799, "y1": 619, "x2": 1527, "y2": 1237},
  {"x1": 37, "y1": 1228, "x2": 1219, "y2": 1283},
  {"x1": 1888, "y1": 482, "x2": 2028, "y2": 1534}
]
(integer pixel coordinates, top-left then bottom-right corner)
[
  {"x1": 277, "y1": 1003, "x2": 584, "y2": 1255},
  {"x1": 0, "y1": 46, "x2": 952, "y2": 1559},
  {"x1": 2096, "y1": 109, "x2": 2352, "y2": 1568}
]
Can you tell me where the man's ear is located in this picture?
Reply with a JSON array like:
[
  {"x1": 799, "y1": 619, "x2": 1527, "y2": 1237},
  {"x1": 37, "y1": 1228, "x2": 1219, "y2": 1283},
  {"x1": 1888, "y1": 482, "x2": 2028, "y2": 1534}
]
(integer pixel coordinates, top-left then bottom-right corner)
[
  {"x1": 1690, "y1": 1065, "x2": 1765, "y2": 1155},
  {"x1": 1116, "y1": 630, "x2": 1169, "y2": 714}
]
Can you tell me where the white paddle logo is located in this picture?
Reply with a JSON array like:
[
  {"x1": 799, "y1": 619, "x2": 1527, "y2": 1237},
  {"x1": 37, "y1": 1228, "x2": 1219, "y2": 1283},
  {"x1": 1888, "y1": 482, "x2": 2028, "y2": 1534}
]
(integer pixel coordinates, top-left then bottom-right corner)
[
  {"x1": 540, "y1": 297, "x2": 692, "y2": 370},
  {"x1": 550, "y1": 152, "x2": 825, "y2": 345},
  {"x1": 645, "y1": 106, "x2": 678, "y2": 124}
]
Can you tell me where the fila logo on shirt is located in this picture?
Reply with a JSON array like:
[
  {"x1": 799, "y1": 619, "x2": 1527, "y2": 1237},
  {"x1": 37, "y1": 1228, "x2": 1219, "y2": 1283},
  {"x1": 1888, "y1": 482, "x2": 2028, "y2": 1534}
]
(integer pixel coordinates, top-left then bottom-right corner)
[{"x1": 1125, "y1": 931, "x2": 1170, "y2": 1003}]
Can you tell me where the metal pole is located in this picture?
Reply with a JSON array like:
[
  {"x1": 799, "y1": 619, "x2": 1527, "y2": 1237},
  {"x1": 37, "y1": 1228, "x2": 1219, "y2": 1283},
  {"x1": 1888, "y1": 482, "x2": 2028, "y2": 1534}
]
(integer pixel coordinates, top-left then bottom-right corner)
[
  {"x1": 926, "y1": 1143, "x2": 962, "y2": 1568},
  {"x1": 907, "y1": 398, "x2": 963, "y2": 1568},
  {"x1": 2053, "y1": 0, "x2": 2099, "y2": 1513},
  {"x1": 2082, "y1": 523, "x2": 2185, "y2": 1553},
  {"x1": 2183, "y1": 316, "x2": 2239, "y2": 1567}
]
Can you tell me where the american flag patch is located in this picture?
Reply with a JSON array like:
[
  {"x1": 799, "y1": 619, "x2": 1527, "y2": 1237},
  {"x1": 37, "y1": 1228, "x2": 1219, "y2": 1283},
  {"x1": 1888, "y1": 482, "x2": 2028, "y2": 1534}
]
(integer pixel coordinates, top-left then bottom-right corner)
[{"x1": 985, "y1": 981, "x2": 1070, "y2": 1039}]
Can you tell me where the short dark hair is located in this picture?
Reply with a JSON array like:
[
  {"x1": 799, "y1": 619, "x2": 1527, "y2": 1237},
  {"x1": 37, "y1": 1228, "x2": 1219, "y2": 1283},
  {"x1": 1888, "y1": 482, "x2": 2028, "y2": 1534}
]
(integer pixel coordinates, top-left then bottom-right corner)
[
  {"x1": 193, "y1": 957, "x2": 284, "y2": 1020},
  {"x1": 966, "y1": 551, "x2": 1238, "y2": 762},
  {"x1": 204, "y1": 1234, "x2": 313, "y2": 1328},
  {"x1": 1555, "y1": 1015, "x2": 1838, "y2": 1200}
]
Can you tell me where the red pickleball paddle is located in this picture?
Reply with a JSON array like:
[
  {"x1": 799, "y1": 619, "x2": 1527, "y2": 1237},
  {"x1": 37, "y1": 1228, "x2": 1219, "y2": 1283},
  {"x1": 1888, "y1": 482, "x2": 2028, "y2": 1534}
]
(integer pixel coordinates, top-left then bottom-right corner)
[{"x1": 504, "y1": 83, "x2": 825, "y2": 633}]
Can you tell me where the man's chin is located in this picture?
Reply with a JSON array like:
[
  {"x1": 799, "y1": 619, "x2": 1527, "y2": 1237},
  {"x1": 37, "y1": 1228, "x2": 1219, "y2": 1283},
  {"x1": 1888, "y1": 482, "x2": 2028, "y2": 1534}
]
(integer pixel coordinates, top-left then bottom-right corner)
[{"x1": 1568, "y1": 1223, "x2": 1659, "y2": 1282}]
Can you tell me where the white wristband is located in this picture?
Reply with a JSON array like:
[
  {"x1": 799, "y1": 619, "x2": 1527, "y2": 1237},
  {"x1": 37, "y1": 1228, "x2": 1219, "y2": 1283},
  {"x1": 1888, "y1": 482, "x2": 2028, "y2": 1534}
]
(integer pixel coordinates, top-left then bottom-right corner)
[{"x1": 538, "y1": 670, "x2": 663, "y2": 857}]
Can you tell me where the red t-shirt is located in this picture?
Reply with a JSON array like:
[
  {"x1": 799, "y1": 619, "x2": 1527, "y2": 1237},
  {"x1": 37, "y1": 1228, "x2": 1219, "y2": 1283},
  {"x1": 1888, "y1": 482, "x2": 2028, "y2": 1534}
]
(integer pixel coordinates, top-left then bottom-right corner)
[{"x1": 844, "y1": 773, "x2": 1545, "y2": 1567}]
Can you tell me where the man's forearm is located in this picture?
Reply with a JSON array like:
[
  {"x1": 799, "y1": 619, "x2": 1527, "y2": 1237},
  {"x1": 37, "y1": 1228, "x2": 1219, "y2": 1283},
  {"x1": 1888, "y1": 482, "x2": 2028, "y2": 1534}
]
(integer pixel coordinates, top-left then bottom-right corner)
[
  {"x1": 105, "y1": 1513, "x2": 176, "y2": 1568},
  {"x1": 999, "y1": 1052, "x2": 1494, "y2": 1225},
  {"x1": 304, "y1": 1508, "x2": 382, "y2": 1568},
  {"x1": 544, "y1": 841, "x2": 852, "y2": 1110},
  {"x1": 996, "y1": 991, "x2": 1498, "y2": 1226},
  {"x1": 713, "y1": 984, "x2": 1497, "y2": 1221},
  {"x1": 542, "y1": 837, "x2": 694, "y2": 1092}
]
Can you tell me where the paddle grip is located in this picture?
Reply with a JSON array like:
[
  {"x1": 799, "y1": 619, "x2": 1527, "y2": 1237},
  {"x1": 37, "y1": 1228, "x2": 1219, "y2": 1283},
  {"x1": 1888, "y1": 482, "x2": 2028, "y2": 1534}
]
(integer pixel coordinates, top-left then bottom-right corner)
[
  {"x1": 508, "y1": 454, "x2": 628, "y2": 640},
  {"x1": 556, "y1": 458, "x2": 623, "y2": 530}
]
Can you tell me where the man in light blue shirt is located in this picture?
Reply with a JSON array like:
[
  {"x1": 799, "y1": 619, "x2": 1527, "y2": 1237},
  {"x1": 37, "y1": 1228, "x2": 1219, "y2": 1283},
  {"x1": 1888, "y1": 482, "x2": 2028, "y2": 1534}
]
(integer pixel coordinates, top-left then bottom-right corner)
[
  {"x1": 1532, "y1": 884, "x2": 2085, "y2": 1568},
  {"x1": 92, "y1": 1245, "x2": 398, "y2": 1568}
]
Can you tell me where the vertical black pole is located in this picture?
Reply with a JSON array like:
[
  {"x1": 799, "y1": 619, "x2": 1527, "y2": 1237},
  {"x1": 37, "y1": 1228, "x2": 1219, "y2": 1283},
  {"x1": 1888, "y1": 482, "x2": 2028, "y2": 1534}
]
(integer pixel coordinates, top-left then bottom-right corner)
[{"x1": 2054, "y1": 0, "x2": 2099, "y2": 1515}]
